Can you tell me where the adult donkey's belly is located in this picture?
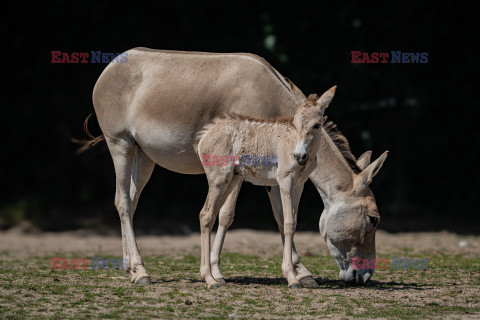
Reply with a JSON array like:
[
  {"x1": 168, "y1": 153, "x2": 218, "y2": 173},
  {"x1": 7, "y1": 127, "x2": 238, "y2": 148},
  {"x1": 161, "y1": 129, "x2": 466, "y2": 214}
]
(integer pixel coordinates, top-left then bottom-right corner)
[{"x1": 93, "y1": 48, "x2": 301, "y2": 174}]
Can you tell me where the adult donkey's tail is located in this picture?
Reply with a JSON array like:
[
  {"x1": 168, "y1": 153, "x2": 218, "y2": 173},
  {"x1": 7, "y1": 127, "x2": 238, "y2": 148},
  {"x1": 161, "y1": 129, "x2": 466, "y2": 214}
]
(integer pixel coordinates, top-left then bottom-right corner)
[{"x1": 72, "y1": 113, "x2": 105, "y2": 153}]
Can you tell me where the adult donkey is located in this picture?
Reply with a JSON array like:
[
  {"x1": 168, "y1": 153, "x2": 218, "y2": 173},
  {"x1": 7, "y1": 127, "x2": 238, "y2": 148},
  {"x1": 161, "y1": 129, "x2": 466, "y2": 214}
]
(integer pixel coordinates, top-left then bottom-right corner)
[{"x1": 89, "y1": 48, "x2": 387, "y2": 287}]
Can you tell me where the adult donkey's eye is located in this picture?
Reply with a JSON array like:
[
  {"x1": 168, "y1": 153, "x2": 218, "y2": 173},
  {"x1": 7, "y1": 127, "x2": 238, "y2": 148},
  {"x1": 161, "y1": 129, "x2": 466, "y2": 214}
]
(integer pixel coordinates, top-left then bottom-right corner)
[{"x1": 313, "y1": 123, "x2": 321, "y2": 129}]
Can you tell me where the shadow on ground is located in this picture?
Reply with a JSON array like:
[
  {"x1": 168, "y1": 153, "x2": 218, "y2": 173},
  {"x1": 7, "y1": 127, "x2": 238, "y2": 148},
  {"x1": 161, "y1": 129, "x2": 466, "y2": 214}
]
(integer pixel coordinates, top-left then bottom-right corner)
[{"x1": 210, "y1": 276, "x2": 435, "y2": 291}]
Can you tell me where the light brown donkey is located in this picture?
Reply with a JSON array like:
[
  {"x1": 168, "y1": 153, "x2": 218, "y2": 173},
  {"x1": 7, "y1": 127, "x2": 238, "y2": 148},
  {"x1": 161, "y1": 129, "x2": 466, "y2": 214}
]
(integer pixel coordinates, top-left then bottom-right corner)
[
  {"x1": 90, "y1": 48, "x2": 388, "y2": 287},
  {"x1": 194, "y1": 88, "x2": 335, "y2": 288}
]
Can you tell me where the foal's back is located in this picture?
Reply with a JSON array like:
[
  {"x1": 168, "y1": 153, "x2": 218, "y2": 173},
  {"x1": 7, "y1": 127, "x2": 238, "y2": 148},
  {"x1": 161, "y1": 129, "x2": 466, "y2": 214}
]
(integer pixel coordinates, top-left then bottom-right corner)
[
  {"x1": 196, "y1": 114, "x2": 296, "y2": 155},
  {"x1": 195, "y1": 114, "x2": 297, "y2": 186}
]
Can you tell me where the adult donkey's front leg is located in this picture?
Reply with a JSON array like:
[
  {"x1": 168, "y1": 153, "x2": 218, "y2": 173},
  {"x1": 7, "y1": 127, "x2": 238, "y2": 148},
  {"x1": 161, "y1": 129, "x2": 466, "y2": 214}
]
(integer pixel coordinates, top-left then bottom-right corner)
[
  {"x1": 267, "y1": 186, "x2": 318, "y2": 288},
  {"x1": 106, "y1": 136, "x2": 151, "y2": 285}
]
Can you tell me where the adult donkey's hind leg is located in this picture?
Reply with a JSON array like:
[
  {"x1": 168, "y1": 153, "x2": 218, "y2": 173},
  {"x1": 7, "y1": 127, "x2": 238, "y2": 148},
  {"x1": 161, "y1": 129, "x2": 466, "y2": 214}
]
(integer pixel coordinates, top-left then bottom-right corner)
[
  {"x1": 105, "y1": 135, "x2": 151, "y2": 285},
  {"x1": 266, "y1": 186, "x2": 319, "y2": 288},
  {"x1": 210, "y1": 179, "x2": 243, "y2": 285},
  {"x1": 130, "y1": 145, "x2": 155, "y2": 218},
  {"x1": 121, "y1": 144, "x2": 155, "y2": 274}
]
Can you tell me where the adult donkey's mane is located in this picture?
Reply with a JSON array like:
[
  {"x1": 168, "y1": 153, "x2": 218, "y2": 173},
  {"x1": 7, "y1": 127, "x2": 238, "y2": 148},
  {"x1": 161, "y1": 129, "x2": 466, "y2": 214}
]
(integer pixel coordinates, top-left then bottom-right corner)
[{"x1": 323, "y1": 118, "x2": 362, "y2": 174}]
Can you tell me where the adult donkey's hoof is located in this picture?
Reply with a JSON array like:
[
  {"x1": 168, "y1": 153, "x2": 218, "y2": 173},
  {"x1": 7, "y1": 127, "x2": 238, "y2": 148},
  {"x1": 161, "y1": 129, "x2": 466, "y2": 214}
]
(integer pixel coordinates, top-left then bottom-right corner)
[
  {"x1": 288, "y1": 283, "x2": 301, "y2": 289},
  {"x1": 135, "y1": 276, "x2": 152, "y2": 285},
  {"x1": 299, "y1": 276, "x2": 319, "y2": 288}
]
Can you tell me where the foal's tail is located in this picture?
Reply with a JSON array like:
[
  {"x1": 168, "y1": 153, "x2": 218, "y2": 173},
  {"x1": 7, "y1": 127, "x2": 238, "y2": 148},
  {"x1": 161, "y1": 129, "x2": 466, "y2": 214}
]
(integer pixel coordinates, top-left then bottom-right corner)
[{"x1": 71, "y1": 113, "x2": 105, "y2": 154}]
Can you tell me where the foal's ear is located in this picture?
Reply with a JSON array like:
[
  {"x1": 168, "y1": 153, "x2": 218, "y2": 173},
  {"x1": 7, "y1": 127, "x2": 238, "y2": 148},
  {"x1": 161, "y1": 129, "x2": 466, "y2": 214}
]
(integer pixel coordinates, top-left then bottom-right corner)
[
  {"x1": 354, "y1": 151, "x2": 388, "y2": 188},
  {"x1": 316, "y1": 85, "x2": 337, "y2": 109},
  {"x1": 356, "y1": 151, "x2": 372, "y2": 171}
]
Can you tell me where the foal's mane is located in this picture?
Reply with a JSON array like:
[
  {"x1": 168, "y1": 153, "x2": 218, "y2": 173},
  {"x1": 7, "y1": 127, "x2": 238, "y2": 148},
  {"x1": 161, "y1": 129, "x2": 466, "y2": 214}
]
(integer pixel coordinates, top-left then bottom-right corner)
[{"x1": 219, "y1": 113, "x2": 294, "y2": 125}]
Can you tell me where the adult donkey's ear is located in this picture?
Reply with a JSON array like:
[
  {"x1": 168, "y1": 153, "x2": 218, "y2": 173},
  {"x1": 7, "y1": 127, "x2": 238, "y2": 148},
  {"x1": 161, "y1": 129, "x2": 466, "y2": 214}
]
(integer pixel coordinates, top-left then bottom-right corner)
[
  {"x1": 354, "y1": 151, "x2": 388, "y2": 188},
  {"x1": 356, "y1": 151, "x2": 372, "y2": 171},
  {"x1": 316, "y1": 85, "x2": 337, "y2": 109}
]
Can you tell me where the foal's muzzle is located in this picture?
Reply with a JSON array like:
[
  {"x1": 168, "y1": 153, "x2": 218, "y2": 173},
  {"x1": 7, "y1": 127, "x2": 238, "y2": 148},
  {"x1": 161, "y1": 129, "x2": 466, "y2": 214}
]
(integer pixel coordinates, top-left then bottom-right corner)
[{"x1": 294, "y1": 152, "x2": 309, "y2": 166}]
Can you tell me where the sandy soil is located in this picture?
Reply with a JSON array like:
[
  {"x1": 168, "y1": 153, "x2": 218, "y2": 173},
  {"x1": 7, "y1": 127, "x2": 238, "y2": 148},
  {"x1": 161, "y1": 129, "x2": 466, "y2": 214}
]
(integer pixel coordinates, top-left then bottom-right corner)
[
  {"x1": 1, "y1": 228, "x2": 479, "y2": 259},
  {"x1": 1, "y1": 229, "x2": 479, "y2": 319}
]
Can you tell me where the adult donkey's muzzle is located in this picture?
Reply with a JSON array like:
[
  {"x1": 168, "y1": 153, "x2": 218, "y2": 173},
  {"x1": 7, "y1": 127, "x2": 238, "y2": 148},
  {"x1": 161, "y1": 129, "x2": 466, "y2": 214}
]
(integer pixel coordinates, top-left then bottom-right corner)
[{"x1": 294, "y1": 152, "x2": 309, "y2": 165}]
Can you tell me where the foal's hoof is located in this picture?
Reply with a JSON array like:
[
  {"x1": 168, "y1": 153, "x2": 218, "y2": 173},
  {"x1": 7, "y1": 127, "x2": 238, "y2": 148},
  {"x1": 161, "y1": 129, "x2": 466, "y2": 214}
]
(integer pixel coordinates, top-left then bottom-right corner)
[
  {"x1": 207, "y1": 283, "x2": 221, "y2": 289},
  {"x1": 215, "y1": 278, "x2": 227, "y2": 286},
  {"x1": 288, "y1": 283, "x2": 301, "y2": 289},
  {"x1": 299, "y1": 276, "x2": 319, "y2": 288},
  {"x1": 135, "y1": 276, "x2": 152, "y2": 285}
]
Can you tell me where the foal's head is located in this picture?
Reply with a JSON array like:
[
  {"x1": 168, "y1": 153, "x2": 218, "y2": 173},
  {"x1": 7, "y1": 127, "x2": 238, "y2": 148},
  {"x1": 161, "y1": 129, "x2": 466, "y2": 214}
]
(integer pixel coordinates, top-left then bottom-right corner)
[{"x1": 292, "y1": 86, "x2": 336, "y2": 165}]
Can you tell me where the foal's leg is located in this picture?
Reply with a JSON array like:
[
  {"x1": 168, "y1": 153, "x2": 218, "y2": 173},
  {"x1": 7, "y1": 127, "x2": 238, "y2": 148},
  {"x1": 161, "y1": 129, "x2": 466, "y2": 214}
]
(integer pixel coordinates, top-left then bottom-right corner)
[
  {"x1": 120, "y1": 145, "x2": 155, "y2": 273},
  {"x1": 278, "y1": 180, "x2": 301, "y2": 288},
  {"x1": 210, "y1": 179, "x2": 243, "y2": 285},
  {"x1": 105, "y1": 135, "x2": 151, "y2": 285},
  {"x1": 267, "y1": 185, "x2": 318, "y2": 288},
  {"x1": 200, "y1": 175, "x2": 242, "y2": 289}
]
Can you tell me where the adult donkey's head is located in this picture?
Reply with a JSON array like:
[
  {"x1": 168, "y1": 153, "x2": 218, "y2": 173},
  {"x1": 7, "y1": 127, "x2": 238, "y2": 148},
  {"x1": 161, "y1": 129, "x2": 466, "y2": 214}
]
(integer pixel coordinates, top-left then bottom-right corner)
[{"x1": 311, "y1": 120, "x2": 388, "y2": 285}]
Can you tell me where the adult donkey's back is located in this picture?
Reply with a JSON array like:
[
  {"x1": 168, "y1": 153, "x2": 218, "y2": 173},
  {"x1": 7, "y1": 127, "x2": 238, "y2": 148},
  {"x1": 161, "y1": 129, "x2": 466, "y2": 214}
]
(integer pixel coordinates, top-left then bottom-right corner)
[{"x1": 91, "y1": 48, "x2": 387, "y2": 286}]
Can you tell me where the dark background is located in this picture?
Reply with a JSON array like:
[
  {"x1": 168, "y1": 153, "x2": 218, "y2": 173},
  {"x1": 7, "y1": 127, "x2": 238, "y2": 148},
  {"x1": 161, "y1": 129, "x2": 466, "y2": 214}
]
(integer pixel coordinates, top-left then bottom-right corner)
[{"x1": 2, "y1": 0, "x2": 479, "y2": 234}]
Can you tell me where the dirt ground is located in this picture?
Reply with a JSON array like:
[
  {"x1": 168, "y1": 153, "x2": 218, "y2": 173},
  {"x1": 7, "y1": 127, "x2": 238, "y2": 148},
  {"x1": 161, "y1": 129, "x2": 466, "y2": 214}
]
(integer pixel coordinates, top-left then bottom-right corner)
[
  {"x1": 0, "y1": 228, "x2": 479, "y2": 319},
  {"x1": 1, "y1": 228, "x2": 479, "y2": 259}
]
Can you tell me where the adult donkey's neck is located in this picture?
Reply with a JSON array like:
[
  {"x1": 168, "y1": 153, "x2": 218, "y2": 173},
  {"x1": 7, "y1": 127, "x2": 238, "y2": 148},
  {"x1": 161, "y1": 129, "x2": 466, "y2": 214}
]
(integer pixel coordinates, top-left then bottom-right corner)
[{"x1": 309, "y1": 128, "x2": 356, "y2": 211}]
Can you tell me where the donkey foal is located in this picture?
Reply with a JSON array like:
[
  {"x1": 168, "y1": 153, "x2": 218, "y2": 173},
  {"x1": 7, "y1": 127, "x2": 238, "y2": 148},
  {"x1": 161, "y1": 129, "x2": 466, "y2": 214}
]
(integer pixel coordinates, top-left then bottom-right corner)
[{"x1": 194, "y1": 86, "x2": 336, "y2": 288}]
